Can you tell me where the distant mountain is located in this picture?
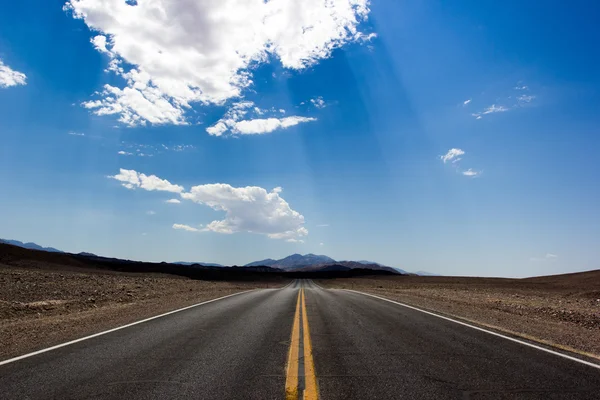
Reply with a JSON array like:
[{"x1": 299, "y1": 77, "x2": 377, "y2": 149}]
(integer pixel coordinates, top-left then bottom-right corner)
[
  {"x1": 355, "y1": 260, "x2": 407, "y2": 275},
  {"x1": 174, "y1": 261, "x2": 225, "y2": 267},
  {"x1": 298, "y1": 261, "x2": 401, "y2": 275},
  {"x1": 78, "y1": 252, "x2": 98, "y2": 257},
  {"x1": 245, "y1": 258, "x2": 278, "y2": 267},
  {"x1": 245, "y1": 253, "x2": 335, "y2": 270},
  {"x1": 0, "y1": 239, "x2": 63, "y2": 253},
  {"x1": 415, "y1": 271, "x2": 439, "y2": 276}
]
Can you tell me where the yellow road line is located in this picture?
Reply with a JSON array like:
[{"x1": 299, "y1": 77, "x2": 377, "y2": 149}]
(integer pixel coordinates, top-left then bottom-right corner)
[
  {"x1": 285, "y1": 290, "x2": 302, "y2": 400},
  {"x1": 285, "y1": 287, "x2": 319, "y2": 400},
  {"x1": 301, "y1": 288, "x2": 319, "y2": 400}
]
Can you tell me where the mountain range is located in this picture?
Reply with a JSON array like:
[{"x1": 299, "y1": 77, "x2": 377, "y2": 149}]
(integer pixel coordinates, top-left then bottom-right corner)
[
  {"x1": 1, "y1": 239, "x2": 427, "y2": 275},
  {"x1": 0, "y1": 239, "x2": 63, "y2": 253}
]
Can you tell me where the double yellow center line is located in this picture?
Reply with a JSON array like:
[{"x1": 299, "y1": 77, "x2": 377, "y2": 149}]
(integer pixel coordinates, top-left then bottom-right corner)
[{"x1": 285, "y1": 288, "x2": 318, "y2": 400}]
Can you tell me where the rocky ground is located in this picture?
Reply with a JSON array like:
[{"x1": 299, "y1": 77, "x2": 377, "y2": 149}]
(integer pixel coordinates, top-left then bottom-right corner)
[
  {"x1": 0, "y1": 264, "x2": 282, "y2": 360},
  {"x1": 318, "y1": 271, "x2": 600, "y2": 359}
]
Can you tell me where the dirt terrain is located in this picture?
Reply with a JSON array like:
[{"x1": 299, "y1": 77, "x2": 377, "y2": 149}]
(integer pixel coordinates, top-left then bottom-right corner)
[
  {"x1": 0, "y1": 244, "x2": 286, "y2": 360},
  {"x1": 318, "y1": 271, "x2": 600, "y2": 359}
]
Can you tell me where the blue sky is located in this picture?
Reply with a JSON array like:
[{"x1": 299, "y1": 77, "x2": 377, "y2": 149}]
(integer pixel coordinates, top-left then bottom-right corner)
[{"x1": 1, "y1": 0, "x2": 599, "y2": 277}]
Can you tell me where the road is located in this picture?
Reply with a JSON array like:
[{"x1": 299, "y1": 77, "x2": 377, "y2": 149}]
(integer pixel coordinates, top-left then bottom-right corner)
[{"x1": 1, "y1": 279, "x2": 599, "y2": 399}]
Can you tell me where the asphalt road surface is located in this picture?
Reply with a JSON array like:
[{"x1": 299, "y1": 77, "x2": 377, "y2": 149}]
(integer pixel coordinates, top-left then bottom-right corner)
[{"x1": 1, "y1": 279, "x2": 599, "y2": 399}]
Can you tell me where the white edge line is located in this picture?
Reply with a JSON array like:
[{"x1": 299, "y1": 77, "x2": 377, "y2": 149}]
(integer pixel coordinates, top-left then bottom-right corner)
[
  {"x1": 0, "y1": 289, "x2": 254, "y2": 367},
  {"x1": 344, "y1": 289, "x2": 600, "y2": 371}
]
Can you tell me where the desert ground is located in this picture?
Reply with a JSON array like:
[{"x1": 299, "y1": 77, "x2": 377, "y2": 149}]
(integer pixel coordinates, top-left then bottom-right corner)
[
  {"x1": 318, "y1": 272, "x2": 600, "y2": 360},
  {"x1": 0, "y1": 244, "x2": 285, "y2": 360}
]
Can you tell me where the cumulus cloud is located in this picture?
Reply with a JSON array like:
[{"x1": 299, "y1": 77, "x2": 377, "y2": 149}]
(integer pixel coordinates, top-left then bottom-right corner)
[
  {"x1": 165, "y1": 198, "x2": 181, "y2": 204},
  {"x1": 181, "y1": 183, "x2": 308, "y2": 241},
  {"x1": 111, "y1": 169, "x2": 307, "y2": 241},
  {"x1": 440, "y1": 148, "x2": 465, "y2": 164},
  {"x1": 206, "y1": 101, "x2": 315, "y2": 136},
  {"x1": 66, "y1": 0, "x2": 374, "y2": 126},
  {"x1": 110, "y1": 168, "x2": 184, "y2": 193},
  {"x1": 0, "y1": 60, "x2": 27, "y2": 88},
  {"x1": 117, "y1": 150, "x2": 133, "y2": 156},
  {"x1": 173, "y1": 223, "x2": 201, "y2": 232},
  {"x1": 463, "y1": 99, "x2": 471, "y2": 106},
  {"x1": 310, "y1": 96, "x2": 326, "y2": 109}
]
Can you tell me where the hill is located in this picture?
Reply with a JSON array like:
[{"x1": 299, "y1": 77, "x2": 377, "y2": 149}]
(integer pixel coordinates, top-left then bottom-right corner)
[
  {"x1": 174, "y1": 261, "x2": 225, "y2": 267},
  {"x1": 0, "y1": 238, "x2": 63, "y2": 253},
  {"x1": 245, "y1": 253, "x2": 335, "y2": 270}
]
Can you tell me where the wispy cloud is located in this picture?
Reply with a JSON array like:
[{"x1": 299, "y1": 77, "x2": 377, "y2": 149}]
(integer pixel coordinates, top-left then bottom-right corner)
[
  {"x1": 517, "y1": 94, "x2": 536, "y2": 104},
  {"x1": 316, "y1": 224, "x2": 330, "y2": 227},
  {"x1": 310, "y1": 96, "x2": 326, "y2": 109},
  {"x1": 462, "y1": 169, "x2": 481, "y2": 177},
  {"x1": 440, "y1": 148, "x2": 465, "y2": 164},
  {"x1": 146, "y1": 210, "x2": 156, "y2": 215},
  {"x1": 117, "y1": 151, "x2": 133, "y2": 156},
  {"x1": 463, "y1": 99, "x2": 471, "y2": 106},
  {"x1": 530, "y1": 253, "x2": 559, "y2": 262},
  {"x1": 470, "y1": 83, "x2": 536, "y2": 119},
  {"x1": 172, "y1": 223, "x2": 201, "y2": 233},
  {"x1": 165, "y1": 199, "x2": 181, "y2": 204},
  {"x1": 67, "y1": 131, "x2": 85, "y2": 137},
  {"x1": 206, "y1": 101, "x2": 316, "y2": 136},
  {"x1": 0, "y1": 59, "x2": 27, "y2": 88},
  {"x1": 472, "y1": 104, "x2": 509, "y2": 119},
  {"x1": 440, "y1": 149, "x2": 482, "y2": 178}
]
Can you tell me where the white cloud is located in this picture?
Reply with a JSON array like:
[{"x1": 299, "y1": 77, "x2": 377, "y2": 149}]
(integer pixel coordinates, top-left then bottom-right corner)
[
  {"x1": 515, "y1": 85, "x2": 529, "y2": 90},
  {"x1": 463, "y1": 99, "x2": 471, "y2": 106},
  {"x1": 206, "y1": 101, "x2": 315, "y2": 136},
  {"x1": 319, "y1": 242, "x2": 324, "y2": 246},
  {"x1": 462, "y1": 168, "x2": 481, "y2": 177},
  {"x1": 0, "y1": 59, "x2": 27, "y2": 88},
  {"x1": 117, "y1": 150, "x2": 133, "y2": 156},
  {"x1": 165, "y1": 198, "x2": 181, "y2": 204},
  {"x1": 234, "y1": 116, "x2": 316, "y2": 135},
  {"x1": 146, "y1": 210, "x2": 156, "y2": 215},
  {"x1": 68, "y1": 131, "x2": 85, "y2": 136},
  {"x1": 518, "y1": 94, "x2": 536, "y2": 104},
  {"x1": 316, "y1": 224, "x2": 330, "y2": 227},
  {"x1": 181, "y1": 183, "x2": 307, "y2": 241},
  {"x1": 472, "y1": 104, "x2": 509, "y2": 119},
  {"x1": 110, "y1": 168, "x2": 184, "y2": 193},
  {"x1": 66, "y1": 0, "x2": 374, "y2": 126},
  {"x1": 310, "y1": 96, "x2": 326, "y2": 109},
  {"x1": 111, "y1": 168, "x2": 308, "y2": 241},
  {"x1": 172, "y1": 223, "x2": 201, "y2": 233},
  {"x1": 440, "y1": 148, "x2": 465, "y2": 164},
  {"x1": 530, "y1": 253, "x2": 558, "y2": 262}
]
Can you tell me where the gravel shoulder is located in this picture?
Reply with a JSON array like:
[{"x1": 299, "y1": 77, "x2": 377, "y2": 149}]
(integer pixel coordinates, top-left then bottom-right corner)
[
  {"x1": 1, "y1": 264, "x2": 284, "y2": 360},
  {"x1": 317, "y1": 272, "x2": 600, "y2": 360}
]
